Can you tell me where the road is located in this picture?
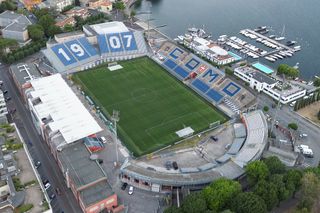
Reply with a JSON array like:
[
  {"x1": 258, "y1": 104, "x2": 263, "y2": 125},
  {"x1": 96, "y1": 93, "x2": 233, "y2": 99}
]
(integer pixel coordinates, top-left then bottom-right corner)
[
  {"x1": 257, "y1": 93, "x2": 320, "y2": 167},
  {"x1": 0, "y1": 64, "x2": 81, "y2": 213}
]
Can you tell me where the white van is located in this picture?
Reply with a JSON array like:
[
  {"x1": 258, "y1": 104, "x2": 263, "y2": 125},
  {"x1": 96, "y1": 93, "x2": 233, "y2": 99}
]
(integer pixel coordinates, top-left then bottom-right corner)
[
  {"x1": 302, "y1": 148, "x2": 314, "y2": 158},
  {"x1": 100, "y1": 136, "x2": 107, "y2": 144},
  {"x1": 298, "y1": 144, "x2": 309, "y2": 150}
]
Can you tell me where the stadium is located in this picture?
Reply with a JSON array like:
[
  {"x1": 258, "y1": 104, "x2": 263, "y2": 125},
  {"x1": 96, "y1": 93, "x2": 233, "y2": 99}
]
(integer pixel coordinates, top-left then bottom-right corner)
[
  {"x1": 72, "y1": 57, "x2": 227, "y2": 156},
  {"x1": 39, "y1": 21, "x2": 267, "y2": 193}
]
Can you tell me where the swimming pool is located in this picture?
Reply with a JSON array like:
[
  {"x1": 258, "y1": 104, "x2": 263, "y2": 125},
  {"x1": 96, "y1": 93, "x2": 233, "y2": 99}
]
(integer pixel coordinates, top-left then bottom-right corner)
[
  {"x1": 252, "y1": 62, "x2": 274, "y2": 74},
  {"x1": 228, "y1": 51, "x2": 242, "y2": 61}
]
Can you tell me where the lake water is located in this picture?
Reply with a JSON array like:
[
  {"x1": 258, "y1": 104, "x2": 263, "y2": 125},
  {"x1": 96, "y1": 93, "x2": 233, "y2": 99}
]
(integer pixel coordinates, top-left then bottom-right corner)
[{"x1": 137, "y1": 0, "x2": 320, "y2": 80}]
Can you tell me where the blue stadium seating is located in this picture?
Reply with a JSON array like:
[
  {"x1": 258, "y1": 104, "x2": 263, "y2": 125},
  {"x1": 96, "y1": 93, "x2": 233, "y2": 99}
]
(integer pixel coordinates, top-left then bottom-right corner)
[
  {"x1": 78, "y1": 37, "x2": 98, "y2": 56},
  {"x1": 164, "y1": 59, "x2": 177, "y2": 69},
  {"x1": 203, "y1": 69, "x2": 219, "y2": 83},
  {"x1": 174, "y1": 66, "x2": 189, "y2": 78},
  {"x1": 169, "y1": 48, "x2": 184, "y2": 60},
  {"x1": 192, "y1": 79, "x2": 210, "y2": 93},
  {"x1": 206, "y1": 89, "x2": 224, "y2": 102},
  {"x1": 106, "y1": 33, "x2": 124, "y2": 52},
  {"x1": 97, "y1": 34, "x2": 110, "y2": 54},
  {"x1": 65, "y1": 40, "x2": 91, "y2": 61},
  {"x1": 51, "y1": 44, "x2": 77, "y2": 66},
  {"x1": 222, "y1": 82, "x2": 241, "y2": 97},
  {"x1": 185, "y1": 58, "x2": 200, "y2": 70},
  {"x1": 120, "y1": 31, "x2": 138, "y2": 51}
]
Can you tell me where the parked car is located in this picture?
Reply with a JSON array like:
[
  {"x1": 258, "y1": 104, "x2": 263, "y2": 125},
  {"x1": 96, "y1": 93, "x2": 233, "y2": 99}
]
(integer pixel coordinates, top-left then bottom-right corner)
[
  {"x1": 121, "y1": 182, "x2": 128, "y2": 190},
  {"x1": 100, "y1": 136, "x2": 107, "y2": 143},
  {"x1": 210, "y1": 136, "x2": 218, "y2": 141},
  {"x1": 3, "y1": 90, "x2": 8, "y2": 94},
  {"x1": 172, "y1": 161, "x2": 178, "y2": 170},
  {"x1": 5, "y1": 97, "x2": 11, "y2": 101},
  {"x1": 44, "y1": 182, "x2": 51, "y2": 190},
  {"x1": 55, "y1": 188, "x2": 62, "y2": 195},
  {"x1": 128, "y1": 186, "x2": 134, "y2": 195},
  {"x1": 302, "y1": 148, "x2": 314, "y2": 158},
  {"x1": 299, "y1": 133, "x2": 308, "y2": 138},
  {"x1": 165, "y1": 161, "x2": 172, "y2": 170},
  {"x1": 35, "y1": 161, "x2": 41, "y2": 169},
  {"x1": 49, "y1": 193, "x2": 56, "y2": 200}
]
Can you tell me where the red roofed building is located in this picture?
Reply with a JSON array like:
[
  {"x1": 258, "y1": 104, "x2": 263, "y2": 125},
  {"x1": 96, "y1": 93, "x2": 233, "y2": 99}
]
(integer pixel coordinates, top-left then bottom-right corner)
[
  {"x1": 55, "y1": 16, "x2": 76, "y2": 28},
  {"x1": 65, "y1": 6, "x2": 89, "y2": 19}
]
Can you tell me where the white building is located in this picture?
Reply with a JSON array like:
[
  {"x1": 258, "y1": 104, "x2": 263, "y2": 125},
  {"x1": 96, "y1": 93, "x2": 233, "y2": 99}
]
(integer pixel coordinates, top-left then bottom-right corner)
[
  {"x1": 25, "y1": 74, "x2": 102, "y2": 156},
  {"x1": 234, "y1": 66, "x2": 306, "y2": 104},
  {"x1": 48, "y1": 0, "x2": 74, "y2": 12},
  {"x1": 187, "y1": 36, "x2": 235, "y2": 65}
]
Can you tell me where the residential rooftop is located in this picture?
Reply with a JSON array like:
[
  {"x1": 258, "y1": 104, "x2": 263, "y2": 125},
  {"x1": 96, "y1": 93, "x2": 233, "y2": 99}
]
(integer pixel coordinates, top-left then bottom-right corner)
[
  {"x1": 58, "y1": 141, "x2": 106, "y2": 189},
  {"x1": 10, "y1": 63, "x2": 42, "y2": 86}
]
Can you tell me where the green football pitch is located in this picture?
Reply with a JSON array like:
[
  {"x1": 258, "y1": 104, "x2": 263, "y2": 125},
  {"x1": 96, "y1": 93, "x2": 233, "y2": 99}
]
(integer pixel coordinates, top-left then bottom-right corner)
[{"x1": 73, "y1": 57, "x2": 227, "y2": 156}]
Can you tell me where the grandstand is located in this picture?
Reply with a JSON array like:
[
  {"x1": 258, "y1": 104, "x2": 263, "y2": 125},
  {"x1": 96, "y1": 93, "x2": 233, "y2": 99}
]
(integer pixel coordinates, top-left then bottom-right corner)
[
  {"x1": 42, "y1": 22, "x2": 148, "y2": 73},
  {"x1": 120, "y1": 110, "x2": 268, "y2": 191},
  {"x1": 156, "y1": 41, "x2": 255, "y2": 115}
]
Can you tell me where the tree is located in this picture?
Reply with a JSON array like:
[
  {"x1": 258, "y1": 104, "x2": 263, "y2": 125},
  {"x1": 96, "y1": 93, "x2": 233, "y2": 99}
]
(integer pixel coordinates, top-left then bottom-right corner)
[
  {"x1": 277, "y1": 64, "x2": 299, "y2": 78},
  {"x1": 225, "y1": 67, "x2": 233, "y2": 75},
  {"x1": 32, "y1": 8, "x2": 50, "y2": 19},
  {"x1": 63, "y1": 24, "x2": 74, "y2": 32},
  {"x1": 38, "y1": 14, "x2": 55, "y2": 34},
  {"x1": 46, "y1": 25, "x2": 62, "y2": 38},
  {"x1": 245, "y1": 161, "x2": 269, "y2": 186},
  {"x1": 74, "y1": 0, "x2": 80, "y2": 6},
  {"x1": 0, "y1": 0, "x2": 17, "y2": 12},
  {"x1": 27, "y1": 25, "x2": 45, "y2": 41},
  {"x1": 203, "y1": 178, "x2": 241, "y2": 211},
  {"x1": 263, "y1": 106, "x2": 269, "y2": 112},
  {"x1": 297, "y1": 172, "x2": 320, "y2": 212},
  {"x1": 288, "y1": 122, "x2": 298, "y2": 130},
  {"x1": 114, "y1": 0, "x2": 126, "y2": 15},
  {"x1": 314, "y1": 78, "x2": 320, "y2": 87},
  {"x1": 0, "y1": 38, "x2": 18, "y2": 56},
  {"x1": 164, "y1": 206, "x2": 183, "y2": 213},
  {"x1": 270, "y1": 174, "x2": 290, "y2": 202},
  {"x1": 254, "y1": 180, "x2": 279, "y2": 210},
  {"x1": 264, "y1": 156, "x2": 286, "y2": 175},
  {"x1": 181, "y1": 192, "x2": 208, "y2": 213},
  {"x1": 231, "y1": 192, "x2": 267, "y2": 213},
  {"x1": 284, "y1": 169, "x2": 303, "y2": 198}
]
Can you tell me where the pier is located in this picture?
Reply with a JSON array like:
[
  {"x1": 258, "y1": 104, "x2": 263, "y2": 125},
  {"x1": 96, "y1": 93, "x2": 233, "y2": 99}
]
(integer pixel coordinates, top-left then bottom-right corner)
[{"x1": 245, "y1": 29, "x2": 296, "y2": 52}]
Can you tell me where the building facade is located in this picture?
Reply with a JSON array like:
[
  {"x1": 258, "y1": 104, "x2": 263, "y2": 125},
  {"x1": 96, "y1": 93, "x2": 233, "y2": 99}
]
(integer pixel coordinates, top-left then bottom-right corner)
[
  {"x1": 0, "y1": 11, "x2": 32, "y2": 42},
  {"x1": 234, "y1": 65, "x2": 306, "y2": 104}
]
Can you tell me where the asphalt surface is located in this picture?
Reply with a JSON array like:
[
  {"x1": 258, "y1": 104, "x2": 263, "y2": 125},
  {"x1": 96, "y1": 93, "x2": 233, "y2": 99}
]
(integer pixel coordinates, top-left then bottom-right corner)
[
  {"x1": 257, "y1": 93, "x2": 320, "y2": 167},
  {"x1": 0, "y1": 64, "x2": 81, "y2": 213}
]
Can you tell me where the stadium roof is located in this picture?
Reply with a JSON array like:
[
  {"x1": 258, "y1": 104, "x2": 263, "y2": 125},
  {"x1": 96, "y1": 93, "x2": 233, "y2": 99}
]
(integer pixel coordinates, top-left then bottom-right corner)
[
  {"x1": 234, "y1": 110, "x2": 268, "y2": 167},
  {"x1": 88, "y1": 21, "x2": 129, "y2": 35},
  {"x1": 29, "y1": 74, "x2": 102, "y2": 144}
]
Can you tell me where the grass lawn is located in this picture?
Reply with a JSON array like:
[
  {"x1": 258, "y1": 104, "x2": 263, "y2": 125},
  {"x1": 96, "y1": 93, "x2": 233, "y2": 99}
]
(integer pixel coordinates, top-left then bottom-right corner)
[{"x1": 73, "y1": 57, "x2": 227, "y2": 156}]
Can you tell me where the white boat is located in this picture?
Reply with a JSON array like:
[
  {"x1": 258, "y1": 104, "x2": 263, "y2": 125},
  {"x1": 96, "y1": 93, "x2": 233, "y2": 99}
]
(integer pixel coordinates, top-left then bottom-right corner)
[
  {"x1": 269, "y1": 35, "x2": 276, "y2": 39},
  {"x1": 270, "y1": 55, "x2": 278, "y2": 60},
  {"x1": 284, "y1": 51, "x2": 293, "y2": 57},
  {"x1": 265, "y1": 56, "x2": 276, "y2": 62},
  {"x1": 279, "y1": 52, "x2": 287, "y2": 57},
  {"x1": 274, "y1": 54, "x2": 283, "y2": 59},
  {"x1": 275, "y1": 37, "x2": 285, "y2": 41},
  {"x1": 294, "y1": 46, "x2": 301, "y2": 51}
]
